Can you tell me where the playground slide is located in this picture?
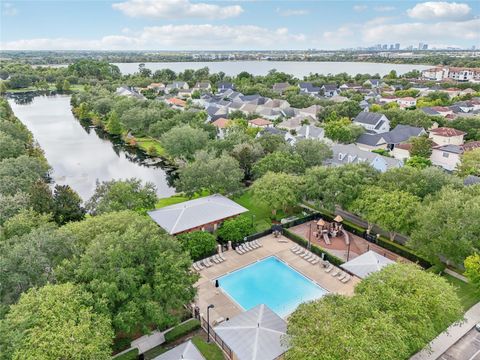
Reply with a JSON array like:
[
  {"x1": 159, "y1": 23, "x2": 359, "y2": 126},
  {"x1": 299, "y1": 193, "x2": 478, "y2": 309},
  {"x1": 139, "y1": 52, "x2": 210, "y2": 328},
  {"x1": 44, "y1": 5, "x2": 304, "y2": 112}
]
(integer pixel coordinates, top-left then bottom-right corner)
[
  {"x1": 343, "y1": 231, "x2": 350, "y2": 245},
  {"x1": 323, "y1": 232, "x2": 331, "y2": 245}
]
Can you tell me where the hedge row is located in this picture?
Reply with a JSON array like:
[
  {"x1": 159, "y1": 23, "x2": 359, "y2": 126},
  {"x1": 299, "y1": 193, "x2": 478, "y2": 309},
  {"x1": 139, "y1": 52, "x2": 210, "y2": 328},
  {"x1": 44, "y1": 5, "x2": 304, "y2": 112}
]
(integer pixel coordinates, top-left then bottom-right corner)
[
  {"x1": 282, "y1": 228, "x2": 344, "y2": 266},
  {"x1": 164, "y1": 319, "x2": 201, "y2": 343}
]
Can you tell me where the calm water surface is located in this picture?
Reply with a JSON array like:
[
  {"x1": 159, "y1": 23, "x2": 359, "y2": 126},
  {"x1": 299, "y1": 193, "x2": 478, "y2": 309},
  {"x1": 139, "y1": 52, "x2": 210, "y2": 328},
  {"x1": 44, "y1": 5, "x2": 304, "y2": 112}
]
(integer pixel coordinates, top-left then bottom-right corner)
[
  {"x1": 9, "y1": 95, "x2": 175, "y2": 201},
  {"x1": 114, "y1": 61, "x2": 431, "y2": 77}
]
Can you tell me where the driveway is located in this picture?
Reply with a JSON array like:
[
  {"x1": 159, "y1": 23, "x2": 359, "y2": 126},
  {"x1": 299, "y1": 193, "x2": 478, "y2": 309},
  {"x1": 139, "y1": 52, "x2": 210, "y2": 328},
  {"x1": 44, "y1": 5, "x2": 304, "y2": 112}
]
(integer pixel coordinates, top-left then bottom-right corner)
[{"x1": 438, "y1": 328, "x2": 480, "y2": 360}]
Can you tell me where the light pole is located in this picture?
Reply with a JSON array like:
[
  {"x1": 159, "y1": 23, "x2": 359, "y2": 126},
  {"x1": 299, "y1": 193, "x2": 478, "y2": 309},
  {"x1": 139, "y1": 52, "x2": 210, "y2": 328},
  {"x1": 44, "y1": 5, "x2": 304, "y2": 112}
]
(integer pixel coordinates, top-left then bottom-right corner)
[{"x1": 207, "y1": 304, "x2": 215, "y2": 343}]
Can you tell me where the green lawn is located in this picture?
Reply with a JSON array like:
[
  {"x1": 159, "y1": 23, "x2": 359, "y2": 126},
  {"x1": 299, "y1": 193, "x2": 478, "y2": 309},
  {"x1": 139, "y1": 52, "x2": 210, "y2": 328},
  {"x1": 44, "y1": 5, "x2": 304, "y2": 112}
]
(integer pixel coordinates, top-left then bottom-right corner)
[
  {"x1": 155, "y1": 191, "x2": 209, "y2": 209},
  {"x1": 192, "y1": 335, "x2": 225, "y2": 360},
  {"x1": 233, "y1": 190, "x2": 273, "y2": 232},
  {"x1": 136, "y1": 137, "x2": 166, "y2": 156},
  {"x1": 443, "y1": 273, "x2": 480, "y2": 311}
]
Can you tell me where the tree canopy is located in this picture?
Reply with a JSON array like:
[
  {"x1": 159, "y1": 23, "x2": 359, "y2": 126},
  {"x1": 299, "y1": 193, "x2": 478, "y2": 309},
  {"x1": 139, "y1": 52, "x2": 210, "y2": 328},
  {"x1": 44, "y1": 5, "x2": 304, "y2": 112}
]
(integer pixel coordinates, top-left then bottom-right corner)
[{"x1": 0, "y1": 283, "x2": 113, "y2": 360}]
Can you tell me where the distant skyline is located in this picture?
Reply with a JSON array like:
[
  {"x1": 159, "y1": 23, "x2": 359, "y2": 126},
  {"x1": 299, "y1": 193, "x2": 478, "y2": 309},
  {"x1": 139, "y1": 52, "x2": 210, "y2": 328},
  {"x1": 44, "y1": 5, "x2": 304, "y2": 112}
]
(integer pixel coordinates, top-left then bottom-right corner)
[{"x1": 1, "y1": 0, "x2": 479, "y2": 51}]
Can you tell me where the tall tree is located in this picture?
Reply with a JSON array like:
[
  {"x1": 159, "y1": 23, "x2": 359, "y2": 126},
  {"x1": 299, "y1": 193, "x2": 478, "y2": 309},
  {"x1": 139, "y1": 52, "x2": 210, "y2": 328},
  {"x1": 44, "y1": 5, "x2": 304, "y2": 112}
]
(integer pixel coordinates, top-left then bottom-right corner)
[
  {"x1": 409, "y1": 136, "x2": 434, "y2": 158},
  {"x1": 176, "y1": 151, "x2": 244, "y2": 196},
  {"x1": 252, "y1": 151, "x2": 305, "y2": 178},
  {"x1": 0, "y1": 283, "x2": 113, "y2": 360},
  {"x1": 85, "y1": 178, "x2": 157, "y2": 215},
  {"x1": 286, "y1": 264, "x2": 463, "y2": 360},
  {"x1": 230, "y1": 142, "x2": 264, "y2": 179},
  {"x1": 56, "y1": 224, "x2": 197, "y2": 334},
  {"x1": 161, "y1": 125, "x2": 209, "y2": 160},
  {"x1": 351, "y1": 186, "x2": 420, "y2": 240},
  {"x1": 53, "y1": 185, "x2": 85, "y2": 225},
  {"x1": 457, "y1": 148, "x2": 480, "y2": 177},
  {"x1": 465, "y1": 253, "x2": 480, "y2": 294},
  {"x1": 252, "y1": 172, "x2": 301, "y2": 215},
  {"x1": 294, "y1": 139, "x2": 333, "y2": 168},
  {"x1": 105, "y1": 110, "x2": 123, "y2": 135}
]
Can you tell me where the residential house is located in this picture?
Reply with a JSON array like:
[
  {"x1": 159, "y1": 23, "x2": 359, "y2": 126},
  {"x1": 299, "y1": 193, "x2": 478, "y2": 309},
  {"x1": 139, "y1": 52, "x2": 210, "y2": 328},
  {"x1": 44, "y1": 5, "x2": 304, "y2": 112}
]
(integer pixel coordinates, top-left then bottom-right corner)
[
  {"x1": 165, "y1": 81, "x2": 189, "y2": 94},
  {"x1": 431, "y1": 106, "x2": 454, "y2": 118},
  {"x1": 272, "y1": 82, "x2": 291, "y2": 94},
  {"x1": 353, "y1": 112, "x2": 391, "y2": 134},
  {"x1": 166, "y1": 97, "x2": 186, "y2": 110},
  {"x1": 177, "y1": 88, "x2": 193, "y2": 98},
  {"x1": 193, "y1": 81, "x2": 212, "y2": 93},
  {"x1": 115, "y1": 86, "x2": 146, "y2": 100},
  {"x1": 429, "y1": 127, "x2": 466, "y2": 146},
  {"x1": 391, "y1": 143, "x2": 412, "y2": 161},
  {"x1": 297, "y1": 125, "x2": 330, "y2": 143},
  {"x1": 421, "y1": 66, "x2": 480, "y2": 82},
  {"x1": 356, "y1": 124, "x2": 426, "y2": 151},
  {"x1": 363, "y1": 79, "x2": 382, "y2": 88},
  {"x1": 322, "y1": 84, "x2": 339, "y2": 97},
  {"x1": 278, "y1": 114, "x2": 315, "y2": 131},
  {"x1": 297, "y1": 104, "x2": 323, "y2": 118},
  {"x1": 397, "y1": 97, "x2": 417, "y2": 108},
  {"x1": 430, "y1": 140, "x2": 480, "y2": 172},
  {"x1": 298, "y1": 82, "x2": 321, "y2": 95},
  {"x1": 211, "y1": 117, "x2": 231, "y2": 139},
  {"x1": 206, "y1": 104, "x2": 228, "y2": 122},
  {"x1": 217, "y1": 82, "x2": 234, "y2": 92},
  {"x1": 256, "y1": 126, "x2": 296, "y2": 144},
  {"x1": 146, "y1": 82, "x2": 165, "y2": 92},
  {"x1": 378, "y1": 95, "x2": 399, "y2": 104},
  {"x1": 248, "y1": 118, "x2": 273, "y2": 128},
  {"x1": 329, "y1": 143, "x2": 403, "y2": 173}
]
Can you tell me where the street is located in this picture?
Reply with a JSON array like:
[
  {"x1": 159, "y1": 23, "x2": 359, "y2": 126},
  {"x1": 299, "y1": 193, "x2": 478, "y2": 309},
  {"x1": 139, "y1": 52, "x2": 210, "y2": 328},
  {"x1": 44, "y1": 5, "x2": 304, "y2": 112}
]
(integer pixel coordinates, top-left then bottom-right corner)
[{"x1": 439, "y1": 327, "x2": 480, "y2": 360}]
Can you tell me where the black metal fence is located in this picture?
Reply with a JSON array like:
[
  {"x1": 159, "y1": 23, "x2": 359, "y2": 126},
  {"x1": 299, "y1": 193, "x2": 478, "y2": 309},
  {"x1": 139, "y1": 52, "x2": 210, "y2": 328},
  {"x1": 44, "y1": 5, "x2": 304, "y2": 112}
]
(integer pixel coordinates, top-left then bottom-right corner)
[{"x1": 200, "y1": 316, "x2": 233, "y2": 359}]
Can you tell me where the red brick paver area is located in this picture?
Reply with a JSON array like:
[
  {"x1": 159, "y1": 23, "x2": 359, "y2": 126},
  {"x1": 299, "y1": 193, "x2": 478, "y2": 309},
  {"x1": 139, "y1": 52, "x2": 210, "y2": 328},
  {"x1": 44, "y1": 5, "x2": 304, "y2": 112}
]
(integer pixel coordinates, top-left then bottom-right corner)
[{"x1": 289, "y1": 221, "x2": 410, "y2": 263}]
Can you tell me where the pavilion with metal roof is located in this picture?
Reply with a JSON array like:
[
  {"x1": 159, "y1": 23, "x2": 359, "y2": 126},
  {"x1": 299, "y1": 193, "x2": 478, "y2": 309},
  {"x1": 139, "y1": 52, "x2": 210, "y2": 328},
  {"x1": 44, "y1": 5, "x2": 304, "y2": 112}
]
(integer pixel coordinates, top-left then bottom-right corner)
[
  {"x1": 152, "y1": 340, "x2": 205, "y2": 360},
  {"x1": 340, "y1": 250, "x2": 394, "y2": 279},
  {"x1": 148, "y1": 194, "x2": 248, "y2": 235}
]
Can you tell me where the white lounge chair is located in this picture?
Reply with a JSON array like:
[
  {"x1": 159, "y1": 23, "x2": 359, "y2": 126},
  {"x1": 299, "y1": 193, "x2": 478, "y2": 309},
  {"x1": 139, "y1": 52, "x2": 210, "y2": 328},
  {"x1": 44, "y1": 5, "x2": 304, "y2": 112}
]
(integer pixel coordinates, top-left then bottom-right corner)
[
  {"x1": 218, "y1": 254, "x2": 226, "y2": 261},
  {"x1": 290, "y1": 245, "x2": 299, "y2": 252},
  {"x1": 214, "y1": 255, "x2": 223, "y2": 263},
  {"x1": 341, "y1": 274, "x2": 351, "y2": 283},
  {"x1": 254, "y1": 240, "x2": 263, "y2": 247},
  {"x1": 196, "y1": 261, "x2": 205, "y2": 270},
  {"x1": 330, "y1": 269, "x2": 340, "y2": 277},
  {"x1": 293, "y1": 247, "x2": 304, "y2": 255},
  {"x1": 235, "y1": 246, "x2": 244, "y2": 255},
  {"x1": 249, "y1": 241, "x2": 259, "y2": 249},
  {"x1": 202, "y1": 259, "x2": 212, "y2": 267},
  {"x1": 303, "y1": 253, "x2": 313, "y2": 261},
  {"x1": 324, "y1": 264, "x2": 334, "y2": 273},
  {"x1": 309, "y1": 256, "x2": 320, "y2": 264},
  {"x1": 337, "y1": 272, "x2": 346, "y2": 280},
  {"x1": 239, "y1": 244, "x2": 248, "y2": 252},
  {"x1": 211, "y1": 256, "x2": 221, "y2": 264},
  {"x1": 192, "y1": 263, "x2": 200, "y2": 271},
  {"x1": 244, "y1": 243, "x2": 253, "y2": 251}
]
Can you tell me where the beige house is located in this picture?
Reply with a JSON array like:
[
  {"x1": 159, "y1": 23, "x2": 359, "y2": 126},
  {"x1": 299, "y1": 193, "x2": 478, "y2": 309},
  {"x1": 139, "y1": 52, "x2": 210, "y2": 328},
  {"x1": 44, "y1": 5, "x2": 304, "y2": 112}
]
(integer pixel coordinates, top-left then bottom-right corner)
[
  {"x1": 391, "y1": 143, "x2": 412, "y2": 161},
  {"x1": 429, "y1": 127, "x2": 466, "y2": 146},
  {"x1": 248, "y1": 118, "x2": 273, "y2": 128},
  {"x1": 430, "y1": 145, "x2": 463, "y2": 171},
  {"x1": 397, "y1": 97, "x2": 417, "y2": 108}
]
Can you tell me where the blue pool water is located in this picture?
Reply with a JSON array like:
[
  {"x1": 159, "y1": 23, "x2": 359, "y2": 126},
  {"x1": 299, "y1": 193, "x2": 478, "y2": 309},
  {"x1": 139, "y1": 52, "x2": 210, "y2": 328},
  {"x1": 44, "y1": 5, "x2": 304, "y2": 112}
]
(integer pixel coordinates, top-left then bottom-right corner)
[{"x1": 217, "y1": 256, "x2": 328, "y2": 317}]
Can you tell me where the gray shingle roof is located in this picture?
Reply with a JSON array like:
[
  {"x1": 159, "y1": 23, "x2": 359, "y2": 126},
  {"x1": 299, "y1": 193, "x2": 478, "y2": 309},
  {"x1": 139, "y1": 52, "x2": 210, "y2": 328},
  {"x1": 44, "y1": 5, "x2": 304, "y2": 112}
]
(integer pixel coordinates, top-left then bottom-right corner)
[
  {"x1": 153, "y1": 340, "x2": 205, "y2": 360},
  {"x1": 434, "y1": 144, "x2": 463, "y2": 154},
  {"x1": 148, "y1": 194, "x2": 248, "y2": 235},
  {"x1": 464, "y1": 175, "x2": 480, "y2": 186},
  {"x1": 382, "y1": 125, "x2": 425, "y2": 144},
  {"x1": 214, "y1": 304, "x2": 288, "y2": 360},
  {"x1": 354, "y1": 112, "x2": 385, "y2": 125}
]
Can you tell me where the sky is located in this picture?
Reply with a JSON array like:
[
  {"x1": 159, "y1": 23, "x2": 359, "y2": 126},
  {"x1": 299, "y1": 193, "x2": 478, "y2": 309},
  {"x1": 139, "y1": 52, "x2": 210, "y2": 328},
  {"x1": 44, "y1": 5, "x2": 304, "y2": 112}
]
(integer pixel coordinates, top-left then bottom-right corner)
[{"x1": 0, "y1": 0, "x2": 479, "y2": 50}]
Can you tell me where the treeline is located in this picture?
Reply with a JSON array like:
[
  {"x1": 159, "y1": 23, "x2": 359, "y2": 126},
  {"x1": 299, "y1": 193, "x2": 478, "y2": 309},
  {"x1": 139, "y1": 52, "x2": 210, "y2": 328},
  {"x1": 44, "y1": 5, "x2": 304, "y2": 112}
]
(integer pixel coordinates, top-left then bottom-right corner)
[{"x1": 1, "y1": 50, "x2": 479, "y2": 67}]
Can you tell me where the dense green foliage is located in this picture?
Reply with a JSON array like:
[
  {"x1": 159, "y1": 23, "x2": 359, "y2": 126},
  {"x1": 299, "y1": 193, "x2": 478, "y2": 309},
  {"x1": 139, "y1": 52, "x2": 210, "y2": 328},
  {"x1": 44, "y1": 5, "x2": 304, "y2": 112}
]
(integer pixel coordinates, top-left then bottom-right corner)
[
  {"x1": 216, "y1": 216, "x2": 254, "y2": 244},
  {"x1": 0, "y1": 283, "x2": 113, "y2": 360},
  {"x1": 86, "y1": 178, "x2": 157, "y2": 215},
  {"x1": 286, "y1": 264, "x2": 463, "y2": 360},
  {"x1": 465, "y1": 253, "x2": 480, "y2": 295},
  {"x1": 177, "y1": 231, "x2": 217, "y2": 260}
]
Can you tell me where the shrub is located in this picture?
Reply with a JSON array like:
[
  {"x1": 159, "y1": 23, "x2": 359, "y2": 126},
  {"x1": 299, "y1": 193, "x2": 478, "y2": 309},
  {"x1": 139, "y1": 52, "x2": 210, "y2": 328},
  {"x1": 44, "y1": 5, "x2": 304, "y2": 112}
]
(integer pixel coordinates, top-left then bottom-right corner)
[
  {"x1": 164, "y1": 319, "x2": 200, "y2": 343},
  {"x1": 177, "y1": 231, "x2": 217, "y2": 261},
  {"x1": 216, "y1": 216, "x2": 254, "y2": 244},
  {"x1": 114, "y1": 348, "x2": 139, "y2": 360}
]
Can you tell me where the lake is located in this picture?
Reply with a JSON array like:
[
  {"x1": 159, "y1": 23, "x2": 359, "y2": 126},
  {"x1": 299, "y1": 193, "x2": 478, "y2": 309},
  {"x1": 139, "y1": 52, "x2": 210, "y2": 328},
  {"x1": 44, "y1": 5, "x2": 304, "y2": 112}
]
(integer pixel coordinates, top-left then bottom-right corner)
[
  {"x1": 113, "y1": 61, "x2": 431, "y2": 77},
  {"x1": 8, "y1": 95, "x2": 176, "y2": 201}
]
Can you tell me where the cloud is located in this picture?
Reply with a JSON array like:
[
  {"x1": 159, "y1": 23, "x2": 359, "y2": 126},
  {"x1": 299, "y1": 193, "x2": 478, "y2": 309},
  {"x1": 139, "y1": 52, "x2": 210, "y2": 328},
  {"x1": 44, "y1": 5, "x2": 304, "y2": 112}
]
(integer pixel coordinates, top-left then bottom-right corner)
[
  {"x1": 363, "y1": 18, "x2": 479, "y2": 43},
  {"x1": 353, "y1": 4, "x2": 368, "y2": 12},
  {"x1": 2, "y1": 2, "x2": 18, "y2": 16},
  {"x1": 407, "y1": 2, "x2": 472, "y2": 20},
  {"x1": 374, "y1": 6, "x2": 395, "y2": 12},
  {"x1": 112, "y1": 0, "x2": 243, "y2": 19},
  {"x1": 1, "y1": 24, "x2": 305, "y2": 50},
  {"x1": 323, "y1": 26, "x2": 355, "y2": 43},
  {"x1": 277, "y1": 8, "x2": 309, "y2": 16}
]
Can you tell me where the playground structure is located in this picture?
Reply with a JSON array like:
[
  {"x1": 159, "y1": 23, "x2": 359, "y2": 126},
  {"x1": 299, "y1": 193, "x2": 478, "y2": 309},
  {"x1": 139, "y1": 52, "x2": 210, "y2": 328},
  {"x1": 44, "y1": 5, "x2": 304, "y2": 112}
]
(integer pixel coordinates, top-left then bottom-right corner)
[{"x1": 314, "y1": 216, "x2": 350, "y2": 247}]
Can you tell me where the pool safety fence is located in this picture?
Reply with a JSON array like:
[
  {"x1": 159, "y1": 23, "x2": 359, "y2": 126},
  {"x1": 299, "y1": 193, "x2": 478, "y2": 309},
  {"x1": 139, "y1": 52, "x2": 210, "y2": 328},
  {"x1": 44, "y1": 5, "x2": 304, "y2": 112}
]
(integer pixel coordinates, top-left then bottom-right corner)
[{"x1": 199, "y1": 316, "x2": 233, "y2": 359}]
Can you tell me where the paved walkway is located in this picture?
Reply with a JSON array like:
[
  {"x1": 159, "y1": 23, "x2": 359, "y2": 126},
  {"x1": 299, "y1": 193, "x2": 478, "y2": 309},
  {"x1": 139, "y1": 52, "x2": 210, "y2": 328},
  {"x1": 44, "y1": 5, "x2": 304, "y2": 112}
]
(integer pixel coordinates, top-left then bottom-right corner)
[{"x1": 411, "y1": 302, "x2": 480, "y2": 360}]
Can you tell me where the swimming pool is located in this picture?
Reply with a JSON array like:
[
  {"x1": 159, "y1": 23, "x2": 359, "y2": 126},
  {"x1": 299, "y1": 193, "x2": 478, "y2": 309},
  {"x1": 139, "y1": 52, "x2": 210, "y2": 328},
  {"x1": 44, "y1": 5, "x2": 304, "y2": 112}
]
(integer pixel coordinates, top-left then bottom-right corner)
[{"x1": 217, "y1": 256, "x2": 328, "y2": 317}]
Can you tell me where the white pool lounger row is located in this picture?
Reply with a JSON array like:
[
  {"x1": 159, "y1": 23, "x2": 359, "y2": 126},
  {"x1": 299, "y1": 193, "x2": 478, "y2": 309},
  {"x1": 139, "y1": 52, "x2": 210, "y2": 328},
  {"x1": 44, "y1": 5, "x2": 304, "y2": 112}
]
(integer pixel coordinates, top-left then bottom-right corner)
[
  {"x1": 235, "y1": 240, "x2": 262, "y2": 255},
  {"x1": 193, "y1": 253, "x2": 227, "y2": 271},
  {"x1": 290, "y1": 245, "x2": 321, "y2": 265}
]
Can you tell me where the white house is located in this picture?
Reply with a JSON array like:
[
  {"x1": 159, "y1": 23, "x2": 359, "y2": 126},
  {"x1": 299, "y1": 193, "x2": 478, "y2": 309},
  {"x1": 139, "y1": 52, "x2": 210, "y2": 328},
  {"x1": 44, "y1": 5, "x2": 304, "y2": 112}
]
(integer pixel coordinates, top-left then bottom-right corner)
[
  {"x1": 397, "y1": 97, "x2": 417, "y2": 108},
  {"x1": 429, "y1": 127, "x2": 466, "y2": 146},
  {"x1": 353, "y1": 112, "x2": 390, "y2": 134}
]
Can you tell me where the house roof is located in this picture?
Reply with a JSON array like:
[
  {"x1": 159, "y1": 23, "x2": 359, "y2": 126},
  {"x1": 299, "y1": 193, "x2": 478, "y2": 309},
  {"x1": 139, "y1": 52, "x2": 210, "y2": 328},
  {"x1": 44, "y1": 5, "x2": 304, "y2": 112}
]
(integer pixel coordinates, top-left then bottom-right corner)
[
  {"x1": 331, "y1": 143, "x2": 402, "y2": 170},
  {"x1": 462, "y1": 141, "x2": 480, "y2": 152},
  {"x1": 395, "y1": 143, "x2": 412, "y2": 151},
  {"x1": 168, "y1": 98, "x2": 187, "y2": 107},
  {"x1": 148, "y1": 194, "x2": 248, "y2": 235},
  {"x1": 152, "y1": 340, "x2": 205, "y2": 360},
  {"x1": 354, "y1": 112, "x2": 385, "y2": 126},
  {"x1": 297, "y1": 125, "x2": 324, "y2": 139},
  {"x1": 249, "y1": 118, "x2": 272, "y2": 126},
  {"x1": 341, "y1": 251, "x2": 394, "y2": 279},
  {"x1": 382, "y1": 125, "x2": 425, "y2": 145},
  {"x1": 430, "y1": 127, "x2": 466, "y2": 137},
  {"x1": 433, "y1": 144, "x2": 463, "y2": 154},
  {"x1": 214, "y1": 304, "x2": 288, "y2": 360},
  {"x1": 323, "y1": 84, "x2": 338, "y2": 91},
  {"x1": 212, "y1": 118, "x2": 231, "y2": 129},
  {"x1": 272, "y1": 82, "x2": 290, "y2": 91},
  {"x1": 298, "y1": 82, "x2": 320, "y2": 92},
  {"x1": 464, "y1": 175, "x2": 480, "y2": 186}
]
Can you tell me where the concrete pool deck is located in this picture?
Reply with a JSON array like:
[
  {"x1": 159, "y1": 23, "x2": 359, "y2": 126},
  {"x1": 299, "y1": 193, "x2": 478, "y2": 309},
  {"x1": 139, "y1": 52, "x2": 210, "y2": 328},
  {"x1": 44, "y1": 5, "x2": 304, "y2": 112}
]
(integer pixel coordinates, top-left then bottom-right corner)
[{"x1": 194, "y1": 234, "x2": 360, "y2": 323}]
